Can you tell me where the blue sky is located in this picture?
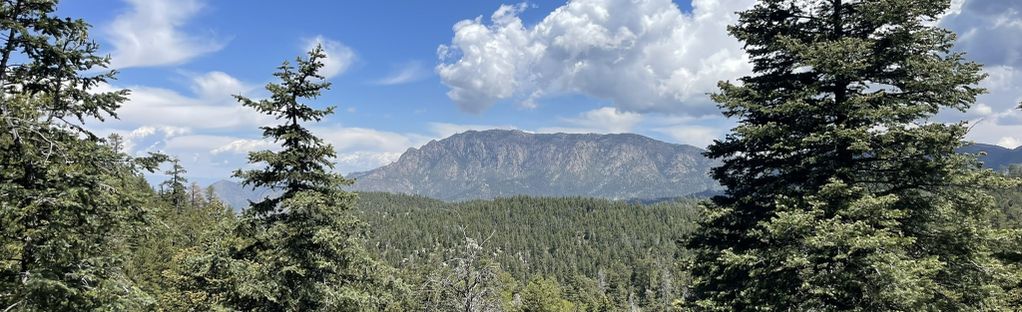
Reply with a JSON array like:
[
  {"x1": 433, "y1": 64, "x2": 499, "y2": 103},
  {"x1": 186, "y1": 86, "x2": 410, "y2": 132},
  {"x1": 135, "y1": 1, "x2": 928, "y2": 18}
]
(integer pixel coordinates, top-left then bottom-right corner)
[{"x1": 61, "y1": 0, "x2": 1022, "y2": 184}]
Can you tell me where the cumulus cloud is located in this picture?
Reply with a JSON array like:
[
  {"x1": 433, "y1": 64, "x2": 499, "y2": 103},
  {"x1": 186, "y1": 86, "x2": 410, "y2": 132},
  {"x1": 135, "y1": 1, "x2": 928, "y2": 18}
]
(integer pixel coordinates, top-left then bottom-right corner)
[
  {"x1": 653, "y1": 124, "x2": 722, "y2": 149},
  {"x1": 564, "y1": 107, "x2": 642, "y2": 133},
  {"x1": 106, "y1": 0, "x2": 224, "y2": 68},
  {"x1": 941, "y1": 1, "x2": 1022, "y2": 68},
  {"x1": 311, "y1": 127, "x2": 433, "y2": 174},
  {"x1": 305, "y1": 35, "x2": 356, "y2": 79},
  {"x1": 997, "y1": 137, "x2": 1022, "y2": 149},
  {"x1": 437, "y1": 0, "x2": 754, "y2": 114},
  {"x1": 938, "y1": 1, "x2": 1022, "y2": 145}
]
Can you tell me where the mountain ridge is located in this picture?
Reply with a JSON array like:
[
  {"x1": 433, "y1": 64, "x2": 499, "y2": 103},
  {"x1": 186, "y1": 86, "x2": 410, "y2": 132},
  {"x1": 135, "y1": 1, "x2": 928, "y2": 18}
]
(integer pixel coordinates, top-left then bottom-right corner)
[
  {"x1": 347, "y1": 129, "x2": 720, "y2": 201},
  {"x1": 210, "y1": 131, "x2": 1022, "y2": 208}
]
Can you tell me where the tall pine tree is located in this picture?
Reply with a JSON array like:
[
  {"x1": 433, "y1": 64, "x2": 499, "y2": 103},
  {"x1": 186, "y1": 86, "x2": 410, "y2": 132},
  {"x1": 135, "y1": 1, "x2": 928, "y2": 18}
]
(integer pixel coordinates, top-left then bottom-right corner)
[
  {"x1": 687, "y1": 0, "x2": 1020, "y2": 310},
  {"x1": 228, "y1": 45, "x2": 407, "y2": 311},
  {"x1": 0, "y1": 0, "x2": 164, "y2": 309},
  {"x1": 160, "y1": 157, "x2": 188, "y2": 211}
]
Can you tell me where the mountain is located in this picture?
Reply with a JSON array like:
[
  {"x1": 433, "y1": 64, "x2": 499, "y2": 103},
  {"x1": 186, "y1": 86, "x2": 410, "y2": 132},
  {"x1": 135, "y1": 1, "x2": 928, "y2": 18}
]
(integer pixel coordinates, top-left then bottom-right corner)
[
  {"x1": 959, "y1": 143, "x2": 1022, "y2": 171},
  {"x1": 349, "y1": 130, "x2": 720, "y2": 201},
  {"x1": 209, "y1": 180, "x2": 280, "y2": 212},
  {"x1": 209, "y1": 133, "x2": 1022, "y2": 208}
]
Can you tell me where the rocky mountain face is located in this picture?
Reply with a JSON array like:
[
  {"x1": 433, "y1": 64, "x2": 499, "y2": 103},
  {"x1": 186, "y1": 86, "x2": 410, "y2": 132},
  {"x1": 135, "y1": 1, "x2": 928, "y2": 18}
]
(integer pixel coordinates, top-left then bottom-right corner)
[
  {"x1": 210, "y1": 132, "x2": 1022, "y2": 208},
  {"x1": 348, "y1": 130, "x2": 720, "y2": 201},
  {"x1": 209, "y1": 180, "x2": 281, "y2": 212}
]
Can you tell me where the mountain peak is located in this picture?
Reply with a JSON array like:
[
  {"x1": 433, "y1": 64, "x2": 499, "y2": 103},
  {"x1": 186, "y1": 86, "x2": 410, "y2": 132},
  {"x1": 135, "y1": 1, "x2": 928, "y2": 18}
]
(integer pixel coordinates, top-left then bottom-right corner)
[{"x1": 350, "y1": 130, "x2": 720, "y2": 201}]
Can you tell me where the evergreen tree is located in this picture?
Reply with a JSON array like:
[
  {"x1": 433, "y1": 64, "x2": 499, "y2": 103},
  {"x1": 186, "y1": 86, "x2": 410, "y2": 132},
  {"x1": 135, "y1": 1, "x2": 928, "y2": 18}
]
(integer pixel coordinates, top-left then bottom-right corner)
[
  {"x1": 519, "y1": 277, "x2": 574, "y2": 312},
  {"x1": 160, "y1": 158, "x2": 188, "y2": 211},
  {"x1": 157, "y1": 195, "x2": 237, "y2": 312},
  {"x1": 687, "y1": 0, "x2": 1020, "y2": 310},
  {"x1": 0, "y1": 0, "x2": 165, "y2": 310},
  {"x1": 228, "y1": 45, "x2": 407, "y2": 311}
]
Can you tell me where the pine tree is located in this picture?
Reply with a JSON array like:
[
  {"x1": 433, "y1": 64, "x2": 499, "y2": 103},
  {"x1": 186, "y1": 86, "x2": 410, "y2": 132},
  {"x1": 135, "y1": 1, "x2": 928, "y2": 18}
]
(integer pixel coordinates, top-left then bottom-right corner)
[
  {"x1": 520, "y1": 277, "x2": 574, "y2": 312},
  {"x1": 160, "y1": 158, "x2": 189, "y2": 211},
  {"x1": 0, "y1": 0, "x2": 165, "y2": 310},
  {"x1": 228, "y1": 45, "x2": 407, "y2": 311},
  {"x1": 687, "y1": 0, "x2": 1020, "y2": 310}
]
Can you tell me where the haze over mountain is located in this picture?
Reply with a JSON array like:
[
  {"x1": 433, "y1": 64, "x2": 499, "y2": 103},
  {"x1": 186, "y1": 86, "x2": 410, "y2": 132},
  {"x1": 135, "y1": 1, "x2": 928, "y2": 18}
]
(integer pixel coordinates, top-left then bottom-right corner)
[
  {"x1": 211, "y1": 131, "x2": 1022, "y2": 208},
  {"x1": 959, "y1": 143, "x2": 1022, "y2": 171},
  {"x1": 346, "y1": 130, "x2": 720, "y2": 201}
]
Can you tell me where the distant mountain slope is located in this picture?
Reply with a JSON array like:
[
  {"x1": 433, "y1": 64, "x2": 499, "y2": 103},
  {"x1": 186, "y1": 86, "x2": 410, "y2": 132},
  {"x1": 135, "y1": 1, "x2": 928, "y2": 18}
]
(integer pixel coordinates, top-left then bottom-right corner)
[
  {"x1": 349, "y1": 130, "x2": 721, "y2": 201},
  {"x1": 209, "y1": 180, "x2": 280, "y2": 212},
  {"x1": 959, "y1": 143, "x2": 1022, "y2": 170},
  {"x1": 210, "y1": 132, "x2": 1020, "y2": 207}
]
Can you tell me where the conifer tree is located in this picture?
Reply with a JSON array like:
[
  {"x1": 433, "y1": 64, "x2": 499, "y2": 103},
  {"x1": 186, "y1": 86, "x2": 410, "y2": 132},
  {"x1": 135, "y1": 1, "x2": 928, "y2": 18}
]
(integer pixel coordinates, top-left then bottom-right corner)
[
  {"x1": 228, "y1": 45, "x2": 406, "y2": 311},
  {"x1": 0, "y1": 0, "x2": 166, "y2": 310},
  {"x1": 687, "y1": 0, "x2": 1020, "y2": 310},
  {"x1": 160, "y1": 158, "x2": 188, "y2": 211}
]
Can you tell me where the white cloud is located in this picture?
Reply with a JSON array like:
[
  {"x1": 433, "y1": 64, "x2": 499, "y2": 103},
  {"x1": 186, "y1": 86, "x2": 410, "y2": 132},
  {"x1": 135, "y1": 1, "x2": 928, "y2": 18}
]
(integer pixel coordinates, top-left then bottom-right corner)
[
  {"x1": 106, "y1": 0, "x2": 224, "y2": 68},
  {"x1": 314, "y1": 126, "x2": 429, "y2": 153},
  {"x1": 375, "y1": 61, "x2": 429, "y2": 85},
  {"x1": 941, "y1": 1, "x2": 1022, "y2": 69},
  {"x1": 305, "y1": 35, "x2": 356, "y2": 79},
  {"x1": 968, "y1": 103, "x2": 994, "y2": 117},
  {"x1": 997, "y1": 136, "x2": 1021, "y2": 149},
  {"x1": 311, "y1": 127, "x2": 434, "y2": 174},
  {"x1": 99, "y1": 71, "x2": 268, "y2": 131},
  {"x1": 210, "y1": 138, "x2": 275, "y2": 155},
  {"x1": 939, "y1": 1, "x2": 1022, "y2": 145},
  {"x1": 436, "y1": 0, "x2": 754, "y2": 114},
  {"x1": 165, "y1": 135, "x2": 241, "y2": 152},
  {"x1": 428, "y1": 122, "x2": 518, "y2": 139},
  {"x1": 191, "y1": 71, "x2": 249, "y2": 101},
  {"x1": 336, "y1": 151, "x2": 404, "y2": 174},
  {"x1": 560, "y1": 107, "x2": 642, "y2": 133},
  {"x1": 653, "y1": 124, "x2": 721, "y2": 149}
]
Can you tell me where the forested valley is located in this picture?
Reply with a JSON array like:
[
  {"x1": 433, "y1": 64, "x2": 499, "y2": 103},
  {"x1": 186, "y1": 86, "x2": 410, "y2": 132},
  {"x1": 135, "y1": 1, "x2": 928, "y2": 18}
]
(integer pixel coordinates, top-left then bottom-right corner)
[{"x1": 2, "y1": 0, "x2": 1022, "y2": 311}]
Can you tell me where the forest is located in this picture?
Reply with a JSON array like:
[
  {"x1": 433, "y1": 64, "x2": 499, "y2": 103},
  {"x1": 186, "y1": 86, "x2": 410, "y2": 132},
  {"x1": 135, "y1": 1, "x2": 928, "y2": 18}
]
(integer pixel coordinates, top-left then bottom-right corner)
[{"x1": 2, "y1": 0, "x2": 1021, "y2": 311}]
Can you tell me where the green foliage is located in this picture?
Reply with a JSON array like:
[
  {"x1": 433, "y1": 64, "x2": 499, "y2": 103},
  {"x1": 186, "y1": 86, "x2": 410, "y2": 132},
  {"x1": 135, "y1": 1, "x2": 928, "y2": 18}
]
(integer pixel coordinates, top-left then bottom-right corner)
[
  {"x1": 117, "y1": 181, "x2": 239, "y2": 311},
  {"x1": 519, "y1": 277, "x2": 574, "y2": 312},
  {"x1": 688, "y1": 0, "x2": 1021, "y2": 310},
  {"x1": 994, "y1": 165, "x2": 1022, "y2": 229},
  {"x1": 154, "y1": 194, "x2": 238, "y2": 312},
  {"x1": 227, "y1": 46, "x2": 408, "y2": 311},
  {"x1": 356, "y1": 193, "x2": 697, "y2": 311},
  {"x1": 0, "y1": 0, "x2": 161, "y2": 310},
  {"x1": 160, "y1": 158, "x2": 189, "y2": 211}
]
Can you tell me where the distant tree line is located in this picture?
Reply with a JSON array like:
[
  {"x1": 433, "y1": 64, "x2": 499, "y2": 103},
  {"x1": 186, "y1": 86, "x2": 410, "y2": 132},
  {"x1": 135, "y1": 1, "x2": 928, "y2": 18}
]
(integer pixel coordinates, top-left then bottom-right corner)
[{"x1": 355, "y1": 193, "x2": 700, "y2": 310}]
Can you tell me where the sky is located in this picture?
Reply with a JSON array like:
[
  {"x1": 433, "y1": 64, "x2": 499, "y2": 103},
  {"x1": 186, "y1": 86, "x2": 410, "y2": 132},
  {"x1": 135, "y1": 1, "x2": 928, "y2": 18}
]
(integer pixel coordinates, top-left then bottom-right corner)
[{"x1": 60, "y1": 0, "x2": 1022, "y2": 184}]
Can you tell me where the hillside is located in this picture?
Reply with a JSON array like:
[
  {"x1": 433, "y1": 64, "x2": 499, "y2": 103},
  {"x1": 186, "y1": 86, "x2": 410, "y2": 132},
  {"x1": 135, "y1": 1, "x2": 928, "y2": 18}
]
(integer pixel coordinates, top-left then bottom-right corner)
[
  {"x1": 349, "y1": 130, "x2": 720, "y2": 201},
  {"x1": 959, "y1": 143, "x2": 1022, "y2": 171},
  {"x1": 211, "y1": 133, "x2": 1022, "y2": 208},
  {"x1": 354, "y1": 192, "x2": 700, "y2": 308}
]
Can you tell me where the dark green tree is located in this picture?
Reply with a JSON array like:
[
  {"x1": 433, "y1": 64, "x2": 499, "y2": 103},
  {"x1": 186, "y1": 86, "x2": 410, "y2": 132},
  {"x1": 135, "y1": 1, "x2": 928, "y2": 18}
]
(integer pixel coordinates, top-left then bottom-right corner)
[
  {"x1": 228, "y1": 45, "x2": 407, "y2": 311},
  {"x1": 156, "y1": 195, "x2": 238, "y2": 312},
  {"x1": 519, "y1": 277, "x2": 574, "y2": 312},
  {"x1": 0, "y1": 0, "x2": 167, "y2": 310},
  {"x1": 687, "y1": 0, "x2": 1020, "y2": 310},
  {"x1": 160, "y1": 157, "x2": 188, "y2": 211}
]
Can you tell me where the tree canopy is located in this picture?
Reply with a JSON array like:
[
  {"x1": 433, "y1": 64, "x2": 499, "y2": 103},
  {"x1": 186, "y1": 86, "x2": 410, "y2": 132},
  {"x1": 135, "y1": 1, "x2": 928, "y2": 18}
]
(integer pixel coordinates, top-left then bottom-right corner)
[{"x1": 688, "y1": 0, "x2": 1021, "y2": 310}]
